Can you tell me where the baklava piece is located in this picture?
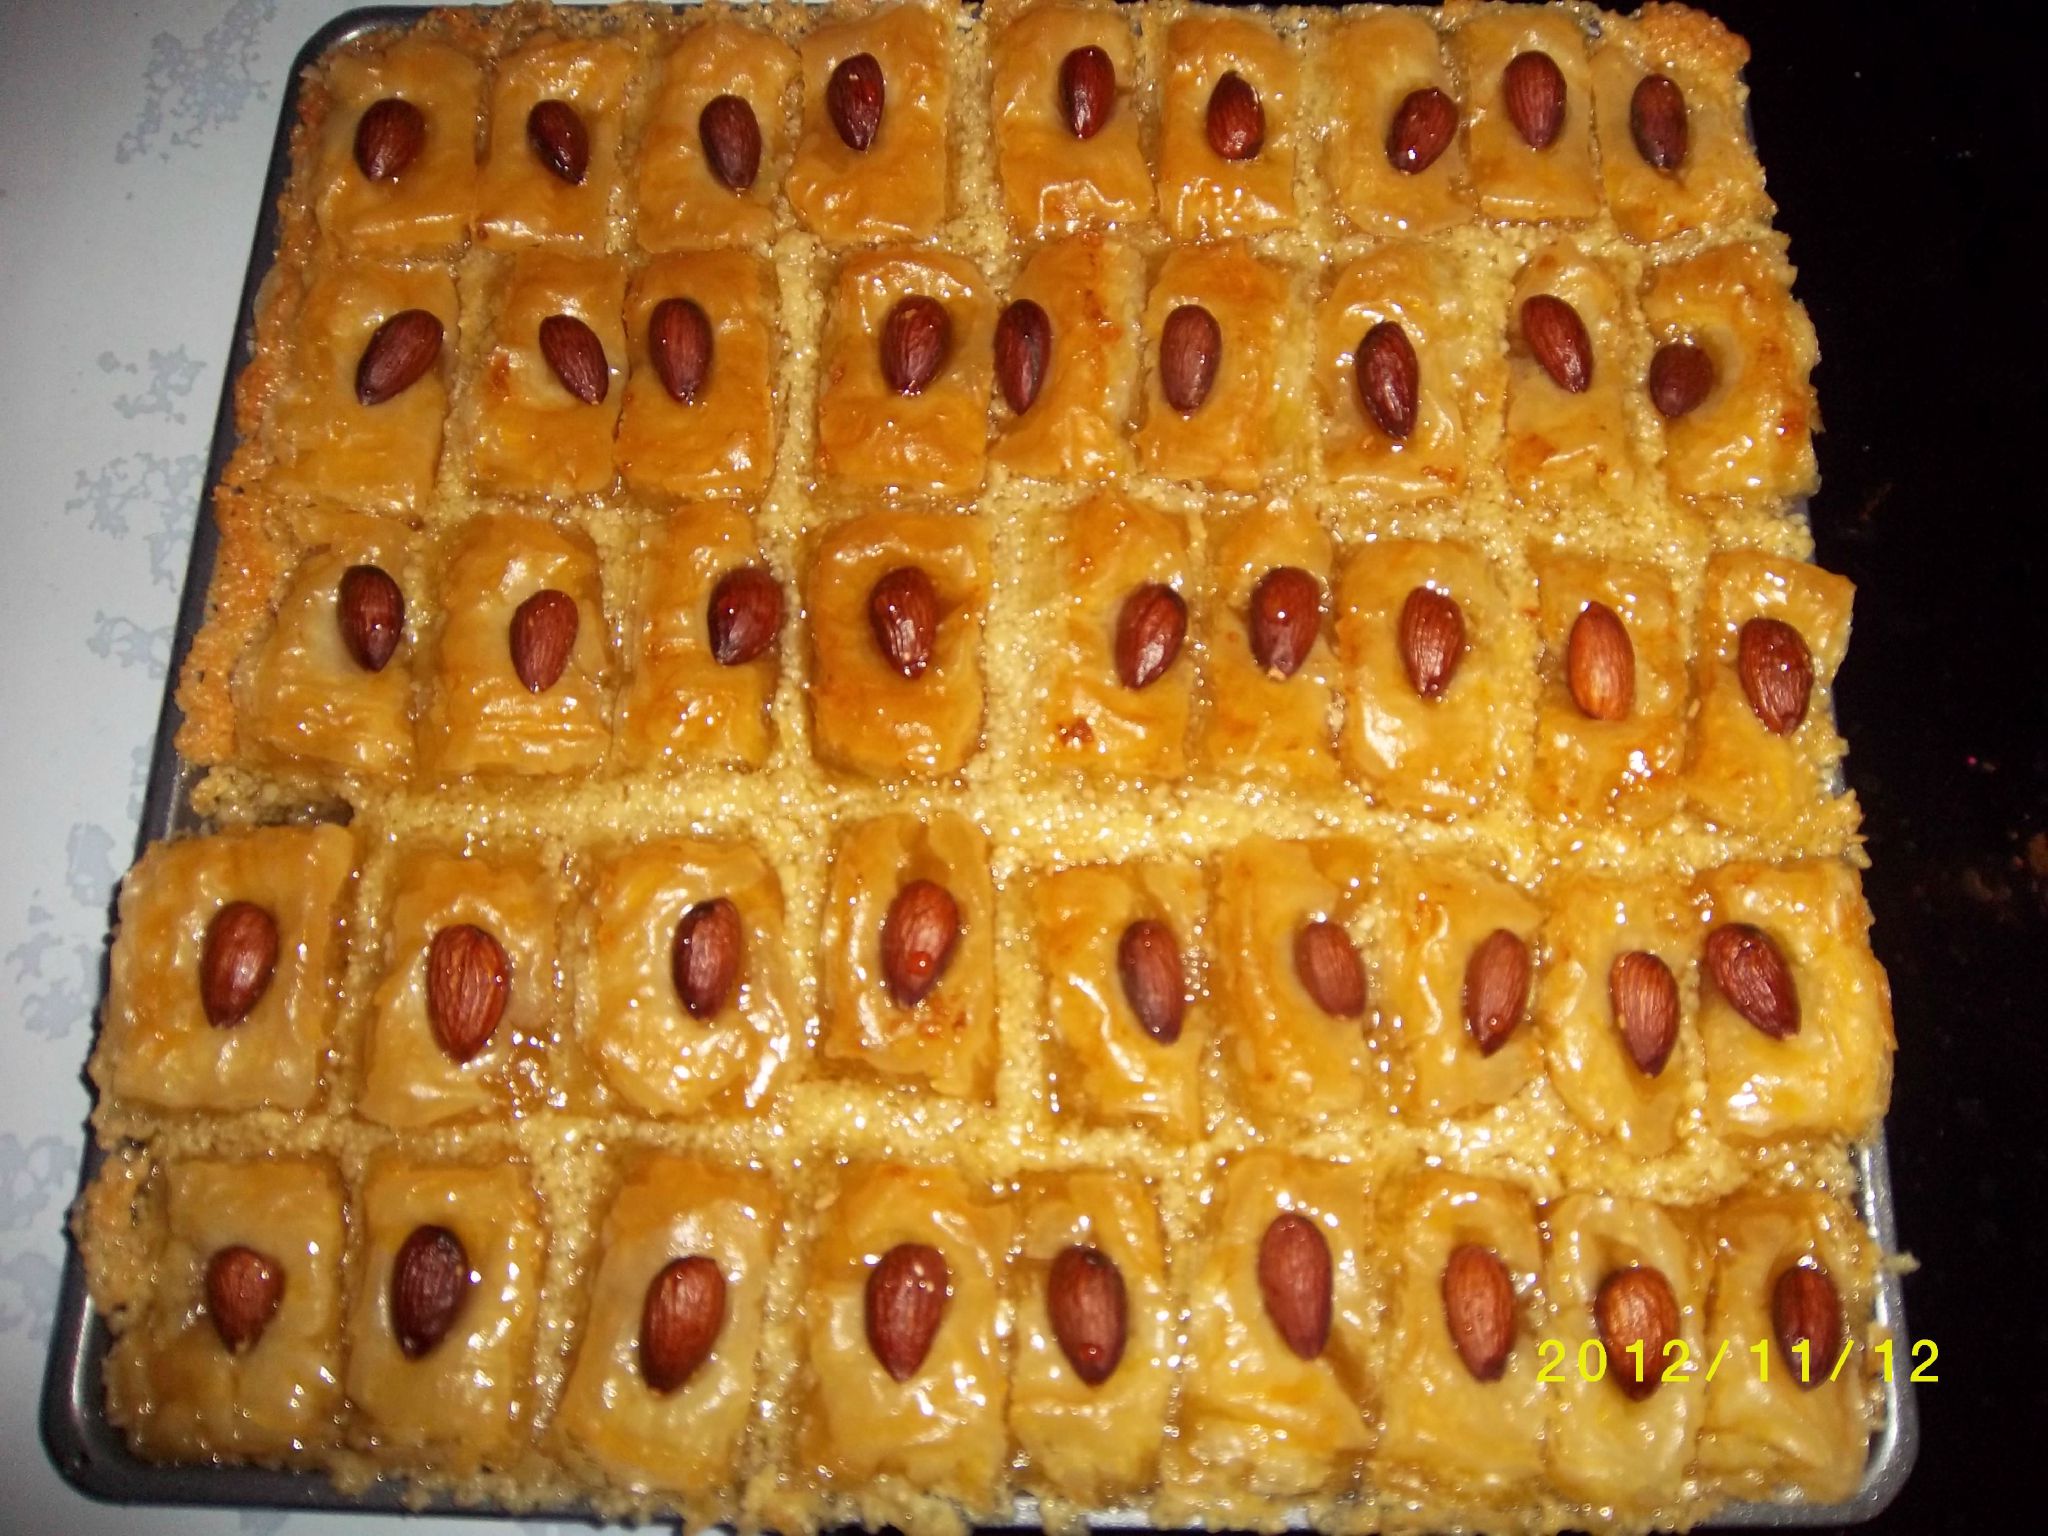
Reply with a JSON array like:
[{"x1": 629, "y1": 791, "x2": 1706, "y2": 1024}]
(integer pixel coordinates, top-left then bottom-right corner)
[
  {"x1": 1542, "y1": 1193, "x2": 1707, "y2": 1511},
  {"x1": 806, "y1": 511, "x2": 989, "y2": 780},
  {"x1": 417, "y1": 512, "x2": 613, "y2": 779},
  {"x1": 575, "y1": 837, "x2": 798, "y2": 1117},
  {"x1": 635, "y1": 15, "x2": 797, "y2": 252},
  {"x1": 1375, "y1": 1172, "x2": 1545, "y2": 1506},
  {"x1": 786, "y1": 2, "x2": 952, "y2": 246},
  {"x1": 820, "y1": 811, "x2": 997, "y2": 1099},
  {"x1": 555, "y1": 1155, "x2": 784, "y2": 1500},
  {"x1": 1505, "y1": 244, "x2": 1643, "y2": 504},
  {"x1": 1698, "y1": 1190, "x2": 1877, "y2": 1505},
  {"x1": 311, "y1": 29, "x2": 482, "y2": 254},
  {"x1": 1334, "y1": 538, "x2": 1527, "y2": 817},
  {"x1": 1318, "y1": 9, "x2": 1472, "y2": 237},
  {"x1": 468, "y1": 251, "x2": 626, "y2": 498},
  {"x1": 992, "y1": 236, "x2": 1142, "y2": 481},
  {"x1": 991, "y1": 0, "x2": 1153, "y2": 236},
  {"x1": 1530, "y1": 551, "x2": 1687, "y2": 824},
  {"x1": 1011, "y1": 1170, "x2": 1175, "y2": 1505},
  {"x1": 1688, "y1": 550, "x2": 1853, "y2": 837},
  {"x1": 99, "y1": 1156, "x2": 346, "y2": 1461},
  {"x1": 1592, "y1": 6, "x2": 1772, "y2": 246},
  {"x1": 1036, "y1": 860, "x2": 1207, "y2": 1137},
  {"x1": 93, "y1": 825, "x2": 354, "y2": 1115},
  {"x1": 357, "y1": 841, "x2": 566, "y2": 1129},
  {"x1": 343, "y1": 1157, "x2": 545, "y2": 1474},
  {"x1": 1535, "y1": 872, "x2": 1697, "y2": 1157},
  {"x1": 616, "y1": 250, "x2": 778, "y2": 502},
  {"x1": 1164, "y1": 1153, "x2": 1375, "y2": 1510},
  {"x1": 797, "y1": 1164, "x2": 1013, "y2": 1508},
  {"x1": 267, "y1": 257, "x2": 456, "y2": 513},
  {"x1": 1156, "y1": 9, "x2": 1300, "y2": 239},
  {"x1": 1034, "y1": 491, "x2": 1193, "y2": 780},
  {"x1": 1641, "y1": 241, "x2": 1820, "y2": 501},
  {"x1": 613, "y1": 506, "x2": 781, "y2": 772},
  {"x1": 1695, "y1": 860, "x2": 1894, "y2": 1143},
  {"x1": 1136, "y1": 242, "x2": 1299, "y2": 491},
  {"x1": 1450, "y1": 1, "x2": 1602, "y2": 222},
  {"x1": 474, "y1": 29, "x2": 635, "y2": 248}
]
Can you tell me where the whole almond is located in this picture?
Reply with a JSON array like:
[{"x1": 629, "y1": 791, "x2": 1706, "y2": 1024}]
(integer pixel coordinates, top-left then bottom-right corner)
[
  {"x1": 707, "y1": 566, "x2": 783, "y2": 666},
  {"x1": 337, "y1": 563, "x2": 405, "y2": 673},
  {"x1": 1294, "y1": 919, "x2": 1366, "y2": 1019},
  {"x1": 1115, "y1": 583, "x2": 1187, "y2": 690},
  {"x1": 354, "y1": 308, "x2": 443, "y2": 406},
  {"x1": 1737, "y1": 617, "x2": 1814, "y2": 735},
  {"x1": 1117, "y1": 918, "x2": 1186, "y2": 1044},
  {"x1": 1386, "y1": 86, "x2": 1458, "y2": 174},
  {"x1": 882, "y1": 879, "x2": 959, "y2": 1007},
  {"x1": 641, "y1": 1255, "x2": 726, "y2": 1393},
  {"x1": 650, "y1": 296, "x2": 713, "y2": 405},
  {"x1": 1442, "y1": 1242, "x2": 1515, "y2": 1382},
  {"x1": 1771, "y1": 1262, "x2": 1842, "y2": 1390},
  {"x1": 1047, "y1": 1244, "x2": 1128, "y2": 1385},
  {"x1": 1356, "y1": 320, "x2": 1420, "y2": 440},
  {"x1": 200, "y1": 901, "x2": 279, "y2": 1028},
  {"x1": 867, "y1": 1241, "x2": 948, "y2": 1381},
  {"x1": 1596, "y1": 1265, "x2": 1680, "y2": 1401},
  {"x1": 539, "y1": 313, "x2": 609, "y2": 404},
  {"x1": 1567, "y1": 601, "x2": 1635, "y2": 721},
  {"x1": 1206, "y1": 70, "x2": 1264, "y2": 160},
  {"x1": 1609, "y1": 949, "x2": 1679, "y2": 1076},
  {"x1": 1463, "y1": 928, "x2": 1531, "y2": 1056},
  {"x1": 1258, "y1": 1211, "x2": 1332, "y2": 1360},
  {"x1": 1649, "y1": 340, "x2": 1715, "y2": 418},
  {"x1": 205, "y1": 1245, "x2": 284, "y2": 1354},
  {"x1": 868, "y1": 565, "x2": 939, "y2": 680},
  {"x1": 1705, "y1": 923, "x2": 1800, "y2": 1038},
  {"x1": 1249, "y1": 566, "x2": 1322, "y2": 679},
  {"x1": 1159, "y1": 303, "x2": 1221, "y2": 413},
  {"x1": 1059, "y1": 45, "x2": 1115, "y2": 140},
  {"x1": 1398, "y1": 586, "x2": 1466, "y2": 701},
  {"x1": 354, "y1": 97, "x2": 426, "y2": 182},
  {"x1": 880, "y1": 295, "x2": 950, "y2": 396},
  {"x1": 426, "y1": 923, "x2": 510, "y2": 1064},
  {"x1": 391, "y1": 1224, "x2": 470, "y2": 1360},
  {"x1": 995, "y1": 299, "x2": 1053, "y2": 416},
  {"x1": 672, "y1": 897, "x2": 742, "y2": 1019},
  {"x1": 527, "y1": 99, "x2": 590, "y2": 184},
  {"x1": 828, "y1": 52, "x2": 885, "y2": 151},
  {"x1": 1521, "y1": 294, "x2": 1594, "y2": 393},
  {"x1": 698, "y1": 94, "x2": 763, "y2": 191},
  {"x1": 1630, "y1": 73, "x2": 1689, "y2": 171},
  {"x1": 510, "y1": 587, "x2": 579, "y2": 693},
  {"x1": 1503, "y1": 50, "x2": 1566, "y2": 149}
]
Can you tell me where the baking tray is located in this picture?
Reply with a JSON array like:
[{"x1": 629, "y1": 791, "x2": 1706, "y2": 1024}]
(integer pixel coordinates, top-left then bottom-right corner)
[{"x1": 39, "y1": 2, "x2": 1920, "y2": 1525}]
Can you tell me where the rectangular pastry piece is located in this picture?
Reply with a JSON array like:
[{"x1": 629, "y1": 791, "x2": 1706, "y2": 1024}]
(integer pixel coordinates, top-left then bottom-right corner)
[
  {"x1": 474, "y1": 27, "x2": 635, "y2": 248},
  {"x1": 991, "y1": 0, "x2": 1153, "y2": 236},
  {"x1": 1156, "y1": 8, "x2": 1299, "y2": 240},
  {"x1": 1449, "y1": 1, "x2": 1602, "y2": 222},
  {"x1": 635, "y1": 14, "x2": 797, "y2": 252},
  {"x1": 1505, "y1": 243, "x2": 1644, "y2": 504},
  {"x1": 1317, "y1": 10, "x2": 1472, "y2": 237},
  {"x1": 991, "y1": 236, "x2": 1142, "y2": 482}
]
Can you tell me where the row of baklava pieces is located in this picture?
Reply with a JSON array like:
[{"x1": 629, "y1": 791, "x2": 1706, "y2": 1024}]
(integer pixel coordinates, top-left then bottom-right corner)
[
  {"x1": 95, "y1": 820, "x2": 1890, "y2": 1151},
  {"x1": 107, "y1": 1149, "x2": 1875, "y2": 1512},
  {"x1": 308, "y1": 0, "x2": 1765, "y2": 261},
  {"x1": 219, "y1": 500, "x2": 1843, "y2": 841},
  {"x1": 273, "y1": 233, "x2": 1813, "y2": 510}
]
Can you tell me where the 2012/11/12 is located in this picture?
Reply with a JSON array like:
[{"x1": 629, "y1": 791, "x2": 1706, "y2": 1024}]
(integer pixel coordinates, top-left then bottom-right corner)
[{"x1": 1532, "y1": 1335, "x2": 1939, "y2": 1385}]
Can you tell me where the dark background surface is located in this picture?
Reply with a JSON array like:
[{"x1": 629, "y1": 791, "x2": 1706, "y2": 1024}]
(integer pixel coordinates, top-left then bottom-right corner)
[{"x1": 1704, "y1": 0, "x2": 2046, "y2": 1528}]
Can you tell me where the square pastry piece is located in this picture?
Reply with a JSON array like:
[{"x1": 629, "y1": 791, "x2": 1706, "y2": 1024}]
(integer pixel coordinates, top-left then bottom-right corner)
[
  {"x1": 992, "y1": 236, "x2": 1142, "y2": 481},
  {"x1": 787, "y1": 2, "x2": 952, "y2": 246},
  {"x1": 344, "y1": 1157, "x2": 545, "y2": 1474},
  {"x1": 94, "y1": 825, "x2": 354, "y2": 1115},
  {"x1": 100, "y1": 1157, "x2": 345, "y2": 1461},
  {"x1": 1451, "y1": 1, "x2": 1602, "y2": 223},
  {"x1": 555, "y1": 1155, "x2": 783, "y2": 1501},
  {"x1": 1318, "y1": 9, "x2": 1471, "y2": 237},
  {"x1": 311, "y1": 29, "x2": 481, "y2": 254},
  {"x1": 1506, "y1": 244, "x2": 1644, "y2": 504},
  {"x1": 474, "y1": 30, "x2": 634, "y2": 248},
  {"x1": 635, "y1": 15, "x2": 797, "y2": 252},
  {"x1": 469, "y1": 251, "x2": 626, "y2": 497},
  {"x1": 1157, "y1": 10, "x2": 1299, "y2": 239},
  {"x1": 991, "y1": 0, "x2": 1153, "y2": 237},
  {"x1": 820, "y1": 811, "x2": 996, "y2": 1099},
  {"x1": 267, "y1": 258, "x2": 456, "y2": 513},
  {"x1": 799, "y1": 1164, "x2": 1013, "y2": 1509}
]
